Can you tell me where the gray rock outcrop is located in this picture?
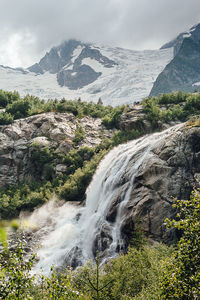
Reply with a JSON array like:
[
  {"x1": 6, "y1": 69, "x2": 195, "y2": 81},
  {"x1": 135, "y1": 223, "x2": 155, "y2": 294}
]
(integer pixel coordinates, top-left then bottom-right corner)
[
  {"x1": 150, "y1": 37, "x2": 200, "y2": 96},
  {"x1": 98, "y1": 124, "x2": 200, "y2": 245},
  {"x1": 0, "y1": 112, "x2": 113, "y2": 188},
  {"x1": 161, "y1": 23, "x2": 200, "y2": 56},
  {"x1": 121, "y1": 124, "x2": 200, "y2": 242}
]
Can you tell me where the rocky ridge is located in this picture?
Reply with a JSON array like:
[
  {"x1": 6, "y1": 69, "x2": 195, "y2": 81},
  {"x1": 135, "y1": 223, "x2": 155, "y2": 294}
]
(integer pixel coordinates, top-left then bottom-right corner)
[
  {"x1": 151, "y1": 23, "x2": 200, "y2": 96},
  {"x1": 161, "y1": 23, "x2": 200, "y2": 56},
  {"x1": 0, "y1": 112, "x2": 114, "y2": 188},
  {"x1": 28, "y1": 39, "x2": 117, "y2": 90}
]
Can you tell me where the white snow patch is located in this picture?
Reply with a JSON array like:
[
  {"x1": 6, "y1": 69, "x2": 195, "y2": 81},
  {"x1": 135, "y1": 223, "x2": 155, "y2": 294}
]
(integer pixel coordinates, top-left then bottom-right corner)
[
  {"x1": 57, "y1": 50, "x2": 61, "y2": 58},
  {"x1": 193, "y1": 82, "x2": 200, "y2": 86},
  {"x1": 71, "y1": 45, "x2": 84, "y2": 63},
  {"x1": 81, "y1": 57, "x2": 115, "y2": 74},
  {"x1": 63, "y1": 64, "x2": 73, "y2": 70},
  {"x1": 183, "y1": 33, "x2": 191, "y2": 38}
]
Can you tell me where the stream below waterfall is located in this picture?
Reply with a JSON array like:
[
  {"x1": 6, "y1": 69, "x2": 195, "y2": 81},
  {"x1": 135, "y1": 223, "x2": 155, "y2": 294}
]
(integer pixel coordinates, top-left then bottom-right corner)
[{"x1": 23, "y1": 123, "x2": 183, "y2": 276}]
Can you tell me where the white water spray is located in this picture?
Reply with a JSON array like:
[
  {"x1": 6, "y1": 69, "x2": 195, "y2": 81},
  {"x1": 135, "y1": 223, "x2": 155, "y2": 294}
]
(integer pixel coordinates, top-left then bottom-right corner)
[{"x1": 29, "y1": 124, "x2": 183, "y2": 275}]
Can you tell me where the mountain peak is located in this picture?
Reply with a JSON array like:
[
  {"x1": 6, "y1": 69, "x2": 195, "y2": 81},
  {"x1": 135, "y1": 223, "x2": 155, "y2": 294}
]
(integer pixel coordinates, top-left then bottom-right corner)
[{"x1": 28, "y1": 39, "x2": 117, "y2": 90}]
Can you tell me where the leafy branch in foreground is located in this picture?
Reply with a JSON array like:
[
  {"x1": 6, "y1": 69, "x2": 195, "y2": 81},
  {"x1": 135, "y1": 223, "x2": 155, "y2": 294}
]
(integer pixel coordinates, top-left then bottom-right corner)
[{"x1": 161, "y1": 189, "x2": 200, "y2": 299}]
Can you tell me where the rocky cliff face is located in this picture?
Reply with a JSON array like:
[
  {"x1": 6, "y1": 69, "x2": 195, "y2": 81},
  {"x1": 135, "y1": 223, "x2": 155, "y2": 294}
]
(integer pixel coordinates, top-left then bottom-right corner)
[
  {"x1": 150, "y1": 37, "x2": 200, "y2": 96},
  {"x1": 0, "y1": 112, "x2": 113, "y2": 188},
  {"x1": 25, "y1": 122, "x2": 200, "y2": 272},
  {"x1": 119, "y1": 124, "x2": 200, "y2": 243},
  {"x1": 151, "y1": 23, "x2": 200, "y2": 96},
  {"x1": 161, "y1": 23, "x2": 200, "y2": 56}
]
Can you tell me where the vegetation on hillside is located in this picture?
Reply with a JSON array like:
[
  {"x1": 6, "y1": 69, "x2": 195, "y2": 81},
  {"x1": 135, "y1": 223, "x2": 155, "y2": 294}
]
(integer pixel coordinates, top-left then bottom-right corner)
[
  {"x1": 142, "y1": 91, "x2": 200, "y2": 128},
  {"x1": 0, "y1": 89, "x2": 125, "y2": 129}
]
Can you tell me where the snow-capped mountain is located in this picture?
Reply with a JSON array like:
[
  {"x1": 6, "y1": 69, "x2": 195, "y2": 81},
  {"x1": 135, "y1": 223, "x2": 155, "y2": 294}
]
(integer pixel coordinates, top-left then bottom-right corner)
[{"x1": 0, "y1": 40, "x2": 173, "y2": 106}]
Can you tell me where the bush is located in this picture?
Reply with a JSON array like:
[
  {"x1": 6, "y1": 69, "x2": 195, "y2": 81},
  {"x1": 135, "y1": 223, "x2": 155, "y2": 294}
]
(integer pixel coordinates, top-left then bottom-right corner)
[
  {"x1": 59, "y1": 150, "x2": 107, "y2": 201},
  {"x1": 0, "y1": 112, "x2": 14, "y2": 125},
  {"x1": 161, "y1": 189, "x2": 200, "y2": 299},
  {"x1": 6, "y1": 99, "x2": 31, "y2": 119},
  {"x1": 0, "y1": 243, "x2": 35, "y2": 299},
  {"x1": 72, "y1": 244, "x2": 172, "y2": 299},
  {"x1": 73, "y1": 126, "x2": 86, "y2": 145}
]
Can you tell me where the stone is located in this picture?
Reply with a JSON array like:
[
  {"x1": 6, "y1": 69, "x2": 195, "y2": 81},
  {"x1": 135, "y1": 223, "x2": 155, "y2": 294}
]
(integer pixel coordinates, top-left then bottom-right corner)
[{"x1": 0, "y1": 112, "x2": 114, "y2": 188}]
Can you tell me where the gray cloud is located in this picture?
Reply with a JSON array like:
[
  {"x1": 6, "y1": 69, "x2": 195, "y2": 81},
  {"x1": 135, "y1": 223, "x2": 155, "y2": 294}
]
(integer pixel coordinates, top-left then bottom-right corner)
[{"x1": 0, "y1": 0, "x2": 200, "y2": 67}]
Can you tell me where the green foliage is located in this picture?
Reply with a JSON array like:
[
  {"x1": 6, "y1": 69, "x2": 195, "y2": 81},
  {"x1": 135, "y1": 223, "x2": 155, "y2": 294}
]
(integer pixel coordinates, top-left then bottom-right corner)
[
  {"x1": 0, "y1": 90, "x2": 126, "y2": 129},
  {"x1": 111, "y1": 129, "x2": 144, "y2": 145},
  {"x1": 0, "y1": 243, "x2": 35, "y2": 299},
  {"x1": 142, "y1": 91, "x2": 200, "y2": 127},
  {"x1": 29, "y1": 143, "x2": 56, "y2": 177},
  {"x1": 73, "y1": 126, "x2": 86, "y2": 145},
  {"x1": 0, "y1": 181, "x2": 52, "y2": 219},
  {"x1": 59, "y1": 150, "x2": 107, "y2": 201},
  {"x1": 73, "y1": 253, "x2": 113, "y2": 300},
  {"x1": 72, "y1": 244, "x2": 172, "y2": 300},
  {"x1": 33, "y1": 268, "x2": 81, "y2": 299},
  {"x1": 158, "y1": 91, "x2": 187, "y2": 105},
  {"x1": 0, "y1": 90, "x2": 20, "y2": 108},
  {"x1": 161, "y1": 189, "x2": 200, "y2": 299},
  {"x1": 64, "y1": 147, "x2": 95, "y2": 174},
  {"x1": 102, "y1": 106, "x2": 125, "y2": 129},
  {"x1": 0, "y1": 112, "x2": 14, "y2": 125},
  {"x1": 0, "y1": 235, "x2": 81, "y2": 300},
  {"x1": 6, "y1": 99, "x2": 32, "y2": 119}
]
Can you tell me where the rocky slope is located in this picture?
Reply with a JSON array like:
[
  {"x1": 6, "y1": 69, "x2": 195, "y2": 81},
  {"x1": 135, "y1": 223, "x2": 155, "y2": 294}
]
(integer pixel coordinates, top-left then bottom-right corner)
[
  {"x1": 1, "y1": 109, "x2": 200, "y2": 257},
  {"x1": 0, "y1": 112, "x2": 113, "y2": 188},
  {"x1": 120, "y1": 123, "x2": 200, "y2": 242},
  {"x1": 29, "y1": 40, "x2": 117, "y2": 90},
  {"x1": 150, "y1": 37, "x2": 200, "y2": 96},
  {"x1": 161, "y1": 23, "x2": 200, "y2": 56},
  {"x1": 151, "y1": 23, "x2": 200, "y2": 96}
]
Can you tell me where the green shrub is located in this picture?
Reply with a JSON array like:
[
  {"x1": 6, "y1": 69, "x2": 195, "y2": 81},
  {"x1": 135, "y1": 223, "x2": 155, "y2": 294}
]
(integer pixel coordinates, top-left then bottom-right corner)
[
  {"x1": 0, "y1": 243, "x2": 35, "y2": 299},
  {"x1": 161, "y1": 189, "x2": 200, "y2": 299},
  {"x1": 0, "y1": 112, "x2": 14, "y2": 125},
  {"x1": 72, "y1": 244, "x2": 172, "y2": 300},
  {"x1": 73, "y1": 126, "x2": 86, "y2": 145},
  {"x1": 6, "y1": 99, "x2": 31, "y2": 119},
  {"x1": 59, "y1": 150, "x2": 107, "y2": 201}
]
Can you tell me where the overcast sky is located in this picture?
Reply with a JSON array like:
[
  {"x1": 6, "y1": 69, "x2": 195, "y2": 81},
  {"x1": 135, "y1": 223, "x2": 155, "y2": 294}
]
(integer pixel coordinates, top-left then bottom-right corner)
[{"x1": 0, "y1": 0, "x2": 200, "y2": 68}]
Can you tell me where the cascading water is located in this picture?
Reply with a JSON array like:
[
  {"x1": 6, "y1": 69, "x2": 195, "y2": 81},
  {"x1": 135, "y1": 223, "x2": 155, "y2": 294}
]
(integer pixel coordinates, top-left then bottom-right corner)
[{"x1": 29, "y1": 124, "x2": 183, "y2": 275}]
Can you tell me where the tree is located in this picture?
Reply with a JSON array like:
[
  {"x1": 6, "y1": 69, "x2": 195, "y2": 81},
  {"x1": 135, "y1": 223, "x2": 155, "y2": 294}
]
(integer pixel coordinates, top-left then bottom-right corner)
[{"x1": 161, "y1": 188, "x2": 200, "y2": 299}]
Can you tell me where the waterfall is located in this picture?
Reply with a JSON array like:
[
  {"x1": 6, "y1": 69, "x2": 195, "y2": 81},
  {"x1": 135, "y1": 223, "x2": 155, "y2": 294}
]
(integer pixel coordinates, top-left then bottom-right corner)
[{"x1": 29, "y1": 124, "x2": 183, "y2": 275}]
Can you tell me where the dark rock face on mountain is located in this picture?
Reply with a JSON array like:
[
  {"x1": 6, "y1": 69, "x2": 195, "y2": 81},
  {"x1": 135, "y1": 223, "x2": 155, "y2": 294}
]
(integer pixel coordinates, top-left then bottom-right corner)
[
  {"x1": 28, "y1": 39, "x2": 117, "y2": 90},
  {"x1": 58, "y1": 65, "x2": 101, "y2": 89},
  {"x1": 150, "y1": 37, "x2": 200, "y2": 96},
  {"x1": 161, "y1": 23, "x2": 200, "y2": 56}
]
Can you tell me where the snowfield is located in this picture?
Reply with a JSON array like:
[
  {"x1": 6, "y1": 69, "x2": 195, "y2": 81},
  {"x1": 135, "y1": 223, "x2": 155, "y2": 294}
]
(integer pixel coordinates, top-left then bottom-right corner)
[{"x1": 0, "y1": 45, "x2": 173, "y2": 106}]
